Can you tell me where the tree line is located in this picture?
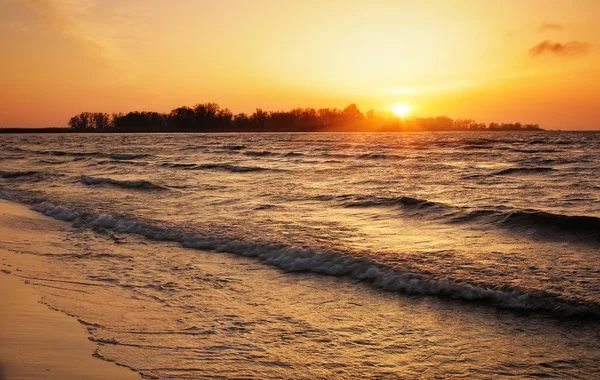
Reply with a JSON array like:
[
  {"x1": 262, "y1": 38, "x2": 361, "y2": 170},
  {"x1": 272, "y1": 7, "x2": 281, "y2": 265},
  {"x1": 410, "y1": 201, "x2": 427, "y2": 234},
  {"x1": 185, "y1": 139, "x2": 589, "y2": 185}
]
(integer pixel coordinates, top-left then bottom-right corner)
[{"x1": 68, "y1": 103, "x2": 542, "y2": 132}]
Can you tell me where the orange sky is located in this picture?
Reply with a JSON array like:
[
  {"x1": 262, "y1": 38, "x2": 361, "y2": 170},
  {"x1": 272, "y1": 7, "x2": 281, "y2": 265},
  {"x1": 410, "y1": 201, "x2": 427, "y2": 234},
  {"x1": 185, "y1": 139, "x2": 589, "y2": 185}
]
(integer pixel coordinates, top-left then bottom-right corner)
[{"x1": 1, "y1": 0, "x2": 599, "y2": 129}]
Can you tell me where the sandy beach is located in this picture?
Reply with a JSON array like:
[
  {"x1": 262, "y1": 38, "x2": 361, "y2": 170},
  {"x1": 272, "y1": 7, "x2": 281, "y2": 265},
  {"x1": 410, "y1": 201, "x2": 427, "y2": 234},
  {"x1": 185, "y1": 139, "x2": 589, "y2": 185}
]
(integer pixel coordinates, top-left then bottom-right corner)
[{"x1": 0, "y1": 200, "x2": 140, "y2": 380}]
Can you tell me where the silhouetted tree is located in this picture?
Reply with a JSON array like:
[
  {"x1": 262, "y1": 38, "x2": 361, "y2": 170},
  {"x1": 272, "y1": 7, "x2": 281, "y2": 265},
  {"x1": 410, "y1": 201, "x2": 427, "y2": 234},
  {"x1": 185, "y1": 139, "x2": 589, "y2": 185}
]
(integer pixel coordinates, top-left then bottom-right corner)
[
  {"x1": 168, "y1": 107, "x2": 195, "y2": 129},
  {"x1": 68, "y1": 114, "x2": 87, "y2": 130},
  {"x1": 68, "y1": 112, "x2": 112, "y2": 129},
  {"x1": 342, "y1": 104, "x2": 364, "y2": 121},
  {"x1": 67, "y1": 103, "x2": 543, "y2": 132},
  {"x1": 93, "y1": 113, "x2": 112, "y2": 129}
]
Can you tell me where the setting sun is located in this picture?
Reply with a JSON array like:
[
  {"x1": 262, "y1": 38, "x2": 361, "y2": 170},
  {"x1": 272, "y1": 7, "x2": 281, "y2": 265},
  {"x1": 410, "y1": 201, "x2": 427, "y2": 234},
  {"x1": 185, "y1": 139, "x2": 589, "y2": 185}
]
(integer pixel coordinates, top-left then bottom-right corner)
[{"x1": 392, "y1": 104, "x2": 412, "y2": 117}]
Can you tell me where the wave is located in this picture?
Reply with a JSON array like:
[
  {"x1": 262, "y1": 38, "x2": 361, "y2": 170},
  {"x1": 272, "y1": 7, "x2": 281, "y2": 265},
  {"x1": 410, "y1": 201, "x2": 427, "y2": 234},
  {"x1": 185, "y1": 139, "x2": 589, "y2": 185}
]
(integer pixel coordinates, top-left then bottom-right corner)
[
  {"x1": 32, "y1": 202, "x2": 79, "y2": 221},
  {"x1": 222, "y1": 145, "x2": 246, "y2": 151},
  {"x1": 243, "y1": 150, "x2": 274, "y2": 157},
  {"x1": 157, "y1": 161, "x2": 272, "y2": 173},
  {"x1": 5, "y1": 147, "x2": 151, "y2": 161},
  {"x1": 44, "y1": 150, "x2": 100, "y2": 157},
  {"x1": 463, "y1": 166, "x2": 558, "y2": 179},
  {"x1": 341, "y1": 195, "x2": 439, "y2": 209},
  {"x1": 243, "y1": 150, "x2": 305, "y2": 158},
  {"x1": 460, "y1": 141, "x2": 494, "y2": 150},
  {"x1": 448, "y1": 207, "x2": 600, "y2": 242},
  {"x1": 254, "y1": 204, "x2": 279, "y2": 210},
  {"x1": 519, "y1": 158, "x2": 579, "y2": 165},
  {"x1": 22, "y1": 200, "x2": 600, "y2": 317},
  {"x1": 507, "y1": 148, "x2": 560, "y2": 154},
  {"x1": 107, "y1": 153, "x2": 152, "y2": 160},
  {"x1": 4, "y1": 147, "x2": 27, "y2": 152},
  {"x1": 39, "y1": 159, "x2": 68, "y2": 165},
  {"x1": 357, "y1": 153, "x2": 400, "y2": 160},
  {"x1": 493, "y1": 167, "x2": 557, "y2": 176},
  {"x1": 0, "y1": 170, "x2": 41, "y2": 179},
  {"x1": 323, "y1": 152, "x2": 401, "y2": 160},
  {"x1": 96, "y1": 160, "x2": 149, "y2": 167},
  {"x1": 161, "y1": 162, "x2": 197, "y2": 168},
  {"x1": 0, "y1": 155, "x2": 27, "y2": 161},
  {"x1": 323, "y1": 194, "x2": 600, "y2": 243},
  {"x1": 527, "y1": 139, "x2": 576, "y2": 146},
  {"x1": 316, "y1": 152, "x2": 403, "y2": 160},
  {"x1": 192, "y1": 163, "x2": 271, "y2": 173},
  {"x1": 320, "y1": 153, "x2": 354, "y2": 159},
  {"x1": 503, "y1": 211, "x2": 600, "y2": 236},
  {"x1": 79, "y1": 175, "x2": 167, "y2": 191}
]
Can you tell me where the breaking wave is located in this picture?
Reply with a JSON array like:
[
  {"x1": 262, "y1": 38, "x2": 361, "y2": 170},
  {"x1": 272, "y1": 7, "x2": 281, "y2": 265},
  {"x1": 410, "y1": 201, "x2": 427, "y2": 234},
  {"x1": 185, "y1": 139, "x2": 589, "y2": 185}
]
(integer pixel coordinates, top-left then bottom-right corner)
[{"x1": 20, "y1": 199, "x2": 600, "y2": 317}]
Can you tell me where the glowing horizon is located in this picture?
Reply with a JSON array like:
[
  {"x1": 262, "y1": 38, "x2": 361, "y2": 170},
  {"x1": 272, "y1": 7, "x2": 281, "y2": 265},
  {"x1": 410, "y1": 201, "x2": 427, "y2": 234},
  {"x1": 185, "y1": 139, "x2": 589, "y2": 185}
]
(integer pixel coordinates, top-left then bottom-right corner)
[{"x1": 1, "y1": 0, "x2": 599, "y2": 129}]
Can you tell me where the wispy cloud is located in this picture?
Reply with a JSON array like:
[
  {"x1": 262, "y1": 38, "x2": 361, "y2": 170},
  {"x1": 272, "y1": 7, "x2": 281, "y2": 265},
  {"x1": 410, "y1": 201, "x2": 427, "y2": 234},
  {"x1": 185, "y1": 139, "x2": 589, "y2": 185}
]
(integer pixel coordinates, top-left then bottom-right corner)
[
  {"x1": 539, "y1": 22, "x2": 564, "y2": 32},
  {"x1": 19, "y1": 0, "x2": 106, "y2": 57},
  {"x1": 529, "y1": 40, "x2": 591, "y2": 57},
  {"x1": 18, "y1": 0, "x2": 143, "y2": 64}
]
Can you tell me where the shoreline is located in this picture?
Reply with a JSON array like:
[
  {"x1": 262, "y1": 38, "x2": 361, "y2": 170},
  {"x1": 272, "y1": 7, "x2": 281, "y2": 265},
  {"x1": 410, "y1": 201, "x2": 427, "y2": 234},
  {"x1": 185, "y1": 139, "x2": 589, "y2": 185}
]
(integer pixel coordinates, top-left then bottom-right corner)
[
  {"x1": 1, "y1": 191, "x2": 599, "y2": 377},
  {"x1": 0, "y1": 200, "x2": 140, "y2": 380}
]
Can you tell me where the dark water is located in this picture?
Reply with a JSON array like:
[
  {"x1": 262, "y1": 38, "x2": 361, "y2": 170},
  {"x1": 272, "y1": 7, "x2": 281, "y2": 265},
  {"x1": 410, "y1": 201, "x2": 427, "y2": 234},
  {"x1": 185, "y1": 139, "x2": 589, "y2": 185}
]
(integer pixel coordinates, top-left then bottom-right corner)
[{"x1": 0, "y1": 131, "x2": 599, "y2": 378}]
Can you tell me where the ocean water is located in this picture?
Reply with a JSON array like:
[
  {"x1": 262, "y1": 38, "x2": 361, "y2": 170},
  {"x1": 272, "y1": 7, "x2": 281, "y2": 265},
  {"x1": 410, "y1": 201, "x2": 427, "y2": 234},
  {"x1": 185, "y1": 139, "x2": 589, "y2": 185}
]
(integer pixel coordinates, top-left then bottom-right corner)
[{"x1": 0, "y1": 131, "x2": 599, "y2": 378}]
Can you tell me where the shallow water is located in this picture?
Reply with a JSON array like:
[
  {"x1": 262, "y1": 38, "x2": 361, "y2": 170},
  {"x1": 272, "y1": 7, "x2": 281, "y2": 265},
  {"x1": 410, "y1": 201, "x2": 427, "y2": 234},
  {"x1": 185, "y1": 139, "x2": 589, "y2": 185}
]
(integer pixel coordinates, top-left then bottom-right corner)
[{"x1": 0, "y1": 131, "x2": 599, "y2": 378}]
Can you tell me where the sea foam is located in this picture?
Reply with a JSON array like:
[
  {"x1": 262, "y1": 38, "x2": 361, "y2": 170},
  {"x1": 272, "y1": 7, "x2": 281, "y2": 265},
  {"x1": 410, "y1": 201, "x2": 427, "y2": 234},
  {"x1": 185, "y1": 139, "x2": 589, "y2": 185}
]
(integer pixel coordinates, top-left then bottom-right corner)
[{"x1": 26, "y1": 200, "x2": 600, "y2": 318}]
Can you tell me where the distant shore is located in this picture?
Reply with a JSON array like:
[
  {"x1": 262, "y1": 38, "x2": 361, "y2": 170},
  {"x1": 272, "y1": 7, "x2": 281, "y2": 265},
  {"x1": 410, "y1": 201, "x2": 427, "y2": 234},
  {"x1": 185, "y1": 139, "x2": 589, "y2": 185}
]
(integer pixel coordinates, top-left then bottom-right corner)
[
  {"x1": 0, "y1": 127, "x2": 553, "y2": 134},
  {"x1": 1, "y1": 103, "x2": 546, "y2": 133}
]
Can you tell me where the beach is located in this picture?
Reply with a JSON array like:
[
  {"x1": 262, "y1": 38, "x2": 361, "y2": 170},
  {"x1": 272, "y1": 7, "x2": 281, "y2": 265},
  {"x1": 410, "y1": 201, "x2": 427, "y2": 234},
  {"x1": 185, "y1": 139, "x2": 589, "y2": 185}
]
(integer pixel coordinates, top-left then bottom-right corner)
[{"x1": 0, "y1": 200, "x2": 140, "y2": 380}]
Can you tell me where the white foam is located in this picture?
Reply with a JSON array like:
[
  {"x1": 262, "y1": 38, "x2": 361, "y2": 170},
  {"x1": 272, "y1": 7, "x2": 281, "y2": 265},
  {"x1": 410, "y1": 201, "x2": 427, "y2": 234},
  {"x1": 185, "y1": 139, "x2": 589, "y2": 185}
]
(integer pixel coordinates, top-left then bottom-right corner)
[
  {"x1": 32, "y1": 201, "x2": 79, "y2": 221},
  {"x1": 16, "y1": 199, "x2": 600, "y2": 317}
]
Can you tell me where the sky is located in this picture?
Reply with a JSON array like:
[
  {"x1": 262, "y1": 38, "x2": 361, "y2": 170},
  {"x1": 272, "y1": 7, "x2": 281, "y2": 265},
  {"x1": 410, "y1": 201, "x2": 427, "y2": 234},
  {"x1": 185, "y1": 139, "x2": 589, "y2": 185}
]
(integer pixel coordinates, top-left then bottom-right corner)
[{"x1": 0, "y1": 0, "x2": 599, "y2": 129}]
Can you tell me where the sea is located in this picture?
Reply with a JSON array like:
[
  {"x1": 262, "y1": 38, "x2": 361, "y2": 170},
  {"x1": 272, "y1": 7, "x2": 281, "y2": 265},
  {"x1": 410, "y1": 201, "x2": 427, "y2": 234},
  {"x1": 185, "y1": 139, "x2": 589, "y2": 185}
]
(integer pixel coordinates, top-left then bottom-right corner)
[{"x1": 0, "y1": 131, "x2": 599, "y2": 378}]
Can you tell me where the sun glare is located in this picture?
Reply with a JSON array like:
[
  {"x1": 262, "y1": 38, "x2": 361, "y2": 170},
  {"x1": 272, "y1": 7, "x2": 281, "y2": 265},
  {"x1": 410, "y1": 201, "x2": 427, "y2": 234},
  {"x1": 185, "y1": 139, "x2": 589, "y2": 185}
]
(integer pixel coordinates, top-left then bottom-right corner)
[{"x1": 392, "y1": 104, "x2": 412, "y2": 117}]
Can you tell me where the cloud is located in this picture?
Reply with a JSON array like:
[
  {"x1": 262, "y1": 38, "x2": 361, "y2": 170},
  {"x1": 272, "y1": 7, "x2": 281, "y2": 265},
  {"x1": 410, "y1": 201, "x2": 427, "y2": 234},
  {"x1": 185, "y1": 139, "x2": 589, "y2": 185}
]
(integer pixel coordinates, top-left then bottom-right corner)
[
  {"x1": 539, "y1": 22, "x2": 564, "y2": 32},
  {"x1": 529, "y1": 40, "x2": 591, "y2": 57},
  {"x1": 19, "y1": 0, "x2": 109, "y2": 58},
  {"x1": 18, "y1": 0, "x2": 143, "y2": 63}
]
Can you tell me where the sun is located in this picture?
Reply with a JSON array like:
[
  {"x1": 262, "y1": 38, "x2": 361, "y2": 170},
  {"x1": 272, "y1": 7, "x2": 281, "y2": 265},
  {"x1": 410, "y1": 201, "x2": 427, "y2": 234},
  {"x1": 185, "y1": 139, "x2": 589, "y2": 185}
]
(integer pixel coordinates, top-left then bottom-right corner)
[{"x1": 392, "y1": 104, "x2": 412, "y2": 117}]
